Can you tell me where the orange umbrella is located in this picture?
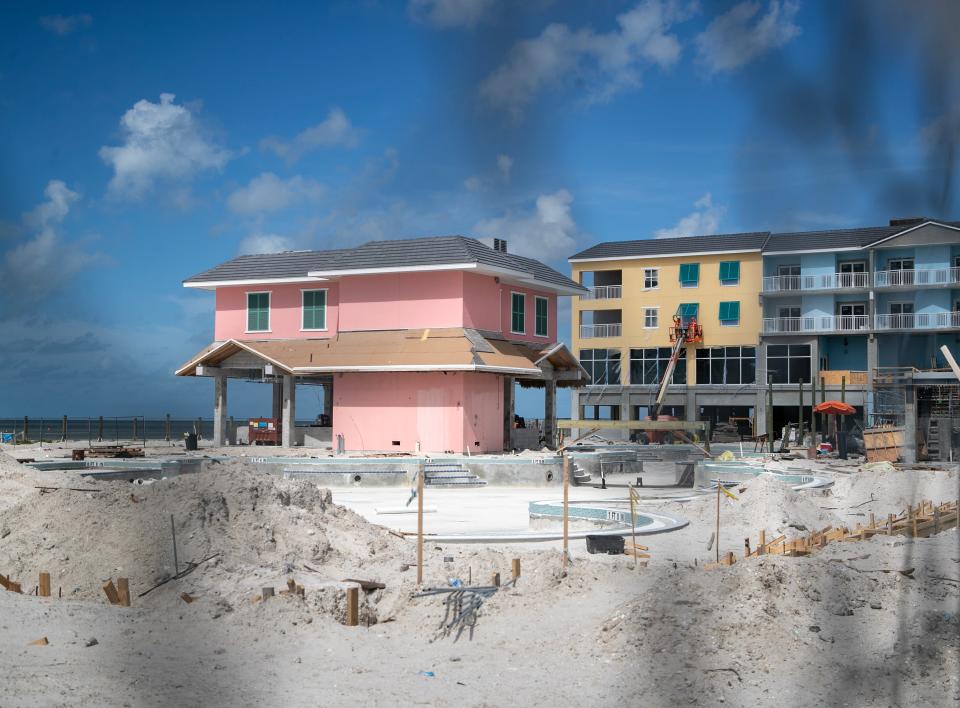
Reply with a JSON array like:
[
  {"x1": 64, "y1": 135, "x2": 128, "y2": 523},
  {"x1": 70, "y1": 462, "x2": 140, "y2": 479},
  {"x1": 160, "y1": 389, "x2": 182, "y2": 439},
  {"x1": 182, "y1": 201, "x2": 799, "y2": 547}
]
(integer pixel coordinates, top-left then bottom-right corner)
[{"x1": 814, "y1": 400, "x2": 855, "y2": 415}]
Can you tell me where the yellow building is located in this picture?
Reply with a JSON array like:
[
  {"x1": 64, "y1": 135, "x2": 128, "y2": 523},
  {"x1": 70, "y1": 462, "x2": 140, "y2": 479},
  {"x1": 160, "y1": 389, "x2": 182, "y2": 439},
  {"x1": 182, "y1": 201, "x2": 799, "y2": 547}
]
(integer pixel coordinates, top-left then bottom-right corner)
[{"x1": 568, "y1": 232, "x2": 768, "y2": 431}]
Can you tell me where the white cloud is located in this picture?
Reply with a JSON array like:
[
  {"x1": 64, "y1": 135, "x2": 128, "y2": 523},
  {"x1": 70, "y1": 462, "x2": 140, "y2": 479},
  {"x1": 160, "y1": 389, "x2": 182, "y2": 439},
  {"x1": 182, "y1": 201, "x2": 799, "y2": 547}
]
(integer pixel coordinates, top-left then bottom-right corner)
[
  {"x1": 99, "y1": 93, "x2": 233, "y2": 198},
  {"x1": 480, "y1": 1, "x2": 686, "y2": 120},
  {"x1": 260, "y1": 108, "x2": 360, "y2": 163},
  {"x1": 696, "y1": 1, "x2": 800, "y2": 74},
  {"x1": 408, "y1": 0, "x2": 497, "y2": 28},
  {"x1": 39, "y1": 13, "x2": 92, "y2": 35},
  {"x1": 464, "y1": 175, "x2": 483, "y2": 192},
  {"x1": 1, "y1": 181, "x2": 106, "y2": 296},
  {"x1": 654, "y1": 192, "x2": 727, "y2": 238},
  {"x1": 497, "y1": 154, "x2": 513, "y2": 181},
  {"x1": 474, "y1": 189, "x2": 580, "y2": 259},
  {"x1": 226, "y1": 173, "x2": 325, "y2": 214},
  {"x1": 238, "y1": 233, "x2": 296, "y2": 255}
]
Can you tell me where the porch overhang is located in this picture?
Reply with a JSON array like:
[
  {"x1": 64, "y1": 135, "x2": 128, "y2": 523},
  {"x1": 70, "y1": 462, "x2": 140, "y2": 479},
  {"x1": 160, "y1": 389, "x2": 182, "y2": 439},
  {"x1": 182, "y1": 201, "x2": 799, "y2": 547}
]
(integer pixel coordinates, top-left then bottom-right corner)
[{"x1": 175, "y1": 328, "x2": 587, "y2": 385}]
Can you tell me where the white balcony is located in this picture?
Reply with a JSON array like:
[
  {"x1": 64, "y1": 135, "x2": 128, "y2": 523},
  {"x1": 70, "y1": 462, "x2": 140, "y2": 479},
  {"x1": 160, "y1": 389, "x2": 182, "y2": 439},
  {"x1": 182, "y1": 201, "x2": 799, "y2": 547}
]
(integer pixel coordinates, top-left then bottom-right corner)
[
  {"x1": 580, "y1": 323, "x2": 622, "y2": 338},
  {"x1": 875, "y1": 311, "x2": 960, "y2": 331},
  {"x1": 580, "y1": 284, "x2": 623, "y2": 300},
  {"x1": 763, "y1": 315, "x2": 870, "y2": 334},
  {"x1": 874, "y1": 267, "x2": 960, "y2": 288},
  {"x1": 762, "y1": 272, "x2": 870, "y2": 293}
]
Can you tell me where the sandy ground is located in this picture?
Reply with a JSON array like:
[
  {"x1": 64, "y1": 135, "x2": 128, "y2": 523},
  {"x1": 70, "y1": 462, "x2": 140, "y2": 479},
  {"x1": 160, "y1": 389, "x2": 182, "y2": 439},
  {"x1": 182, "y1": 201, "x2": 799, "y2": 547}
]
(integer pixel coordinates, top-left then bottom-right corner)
[{"x1": 1, "y1": 446, "x2": 958, "y2": 706}]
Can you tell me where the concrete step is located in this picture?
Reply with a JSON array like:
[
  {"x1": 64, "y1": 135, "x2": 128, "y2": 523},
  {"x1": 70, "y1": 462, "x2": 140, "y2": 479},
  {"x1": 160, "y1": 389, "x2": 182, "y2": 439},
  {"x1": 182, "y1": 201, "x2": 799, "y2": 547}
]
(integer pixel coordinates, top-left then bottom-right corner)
[{"x1": 425, "y1": 478, "x2": 488, "y2": 487}]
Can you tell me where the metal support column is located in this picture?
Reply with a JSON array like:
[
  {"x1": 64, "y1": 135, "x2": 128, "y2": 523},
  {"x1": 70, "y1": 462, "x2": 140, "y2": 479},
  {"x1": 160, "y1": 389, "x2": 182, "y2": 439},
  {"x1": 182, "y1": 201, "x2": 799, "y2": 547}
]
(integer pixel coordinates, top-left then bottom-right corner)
[
  {"x1": 282, "y1": 374, "x2": 296, "y2": 447},
  {"x1": 213, "y1": 374, "x2": 228, "y2": 447}
]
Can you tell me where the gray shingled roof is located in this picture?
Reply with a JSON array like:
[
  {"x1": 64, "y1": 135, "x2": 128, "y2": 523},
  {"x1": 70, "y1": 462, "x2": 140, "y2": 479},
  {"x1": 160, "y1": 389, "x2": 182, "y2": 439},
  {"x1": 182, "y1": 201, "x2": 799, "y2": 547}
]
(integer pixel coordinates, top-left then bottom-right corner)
[
  {"x1": 570, "y1": 219, "x2": 960, "y2": 261},
  {"x1": 569, "y1": 232, "x2": 771, "y2": 261},
  {"x1": 184, "y1": 236, "x2": 585, "y2": 292}
]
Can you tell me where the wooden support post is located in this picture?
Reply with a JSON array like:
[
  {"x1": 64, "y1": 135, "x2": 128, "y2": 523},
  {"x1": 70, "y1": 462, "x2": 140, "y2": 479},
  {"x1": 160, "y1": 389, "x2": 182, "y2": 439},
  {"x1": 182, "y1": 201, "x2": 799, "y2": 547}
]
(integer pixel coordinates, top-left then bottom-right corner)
[
  {"x1": 38, "y1": 572, "x2": 50, "y2": 598},
  {"x1": 758, "y1": 529, "x2": 766, "y2": 555},
  {"x1": 868, "y1": 512, "x2": 876, "y2": 529},
  {"x1": 117, "y1": 578, "x2": 130, "y2": 607},
  {"x1": 725, "y1": 551, "x2": 734, "y2": 566},
  {"x1": 491, "y1": 572, "x2": 500, "y2": 587},
  {"x1": 715, "y1": 478, "x2": 721, "y2": 563},
  {"x1": 934, "y1": 506, "x2": 940, "y2": 534},
  {"x1": 744, "y1": 537, "x2": 751, "y2": 558},
  {"x1": 346, "y1": 586, "x2": 359, "y2": 627},
  {"x1": 562, "y1": 454, "x2": 570, "y2": 569},
  {"x1": 102, "y1": 580, "x2": 120, "y2": 605},
  {"x1": 416, "y1": 461, "x2": 424, "y2": 586},
  {"x1": 261, "y1": 587, "x2": 274, "y2": 601},
  {"x1": 511, "y1": 558, "x2": 521, "y2": 580},
  {"x1": 841, "y1": 375, "x2": 846, "y2": 403},
  {"x1": 888, "y1": 513, "x2": 894, "y2": 535}
]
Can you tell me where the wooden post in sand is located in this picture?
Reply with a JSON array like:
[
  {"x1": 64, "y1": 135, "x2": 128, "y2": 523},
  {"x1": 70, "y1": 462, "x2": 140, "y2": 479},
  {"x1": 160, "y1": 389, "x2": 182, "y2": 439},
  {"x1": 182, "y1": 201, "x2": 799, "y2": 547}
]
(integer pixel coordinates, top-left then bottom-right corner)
[
  {"x1": 346, "y1": 586, "x2": 359, "y2": 627},
  {"x1": 117, "y1": 578, "x2": 130, "y2": 607},
  {"x1": 38, "y1": 572, "x2": 50, "y2": 598},
  {"x1": 562, "y1": 454, "x2": 570, "y2": 570},
  {"x1": 715, "y1": 479, "x2": 722, "y2": 563},
  {"x1": 416, "y1": 461, "x2": 424, "y2": 586},
  {"x1": 102, "y1": 580, "x2": 120, "y2": 605},
  {"x1": 512, "y1": 558, "x2": 521, "y2": 581}
]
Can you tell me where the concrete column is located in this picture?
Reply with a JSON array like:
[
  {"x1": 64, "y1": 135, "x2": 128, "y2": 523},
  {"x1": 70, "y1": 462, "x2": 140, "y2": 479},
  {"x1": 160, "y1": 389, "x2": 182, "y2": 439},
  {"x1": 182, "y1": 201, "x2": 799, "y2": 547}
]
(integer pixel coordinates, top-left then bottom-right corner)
[
  {"x1": 543, "y1": 376, "x2": 557, "y2": 449},
  {"x1": 569, "y1": 388, "x2": 580, "y2": 439},
  {"x1": 282, "y1": 374, "x2": 296, "y2": 447},
  {"x1": 503, "y1": 377, "x2": 514, "y2": 451},
  {"x1": 272, "y1": 381, "x2": 283, "y2": 420},
  {"x1": 902, "y1": 385, "x2": 917, "y2": 464},
  {"x1": 213, "y1": 375, "x2": 228, "y2": 447},
  {"x1": 756, "y1": 340, "x2": 768, "y2": 436},
  {"x1": 323, "y1": 381, "x2": 333, "y2": 421},
  {"x1": 685, "y1": 386, "x2": 696, "y2": 422},
  {"x1": 866, "y1": 335, "x2": 878, "y2": 419}
]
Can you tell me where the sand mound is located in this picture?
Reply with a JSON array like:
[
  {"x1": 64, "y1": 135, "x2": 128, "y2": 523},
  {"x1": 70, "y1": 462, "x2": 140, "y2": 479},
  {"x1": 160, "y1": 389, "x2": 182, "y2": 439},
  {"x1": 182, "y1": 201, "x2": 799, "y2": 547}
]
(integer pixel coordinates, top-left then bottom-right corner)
[
  {"x1": 0, "y1": 460, "x2": 409, "y2": 617},
  {"x1": 831, "y1": 466, "x2": 960, "y2": 511}
]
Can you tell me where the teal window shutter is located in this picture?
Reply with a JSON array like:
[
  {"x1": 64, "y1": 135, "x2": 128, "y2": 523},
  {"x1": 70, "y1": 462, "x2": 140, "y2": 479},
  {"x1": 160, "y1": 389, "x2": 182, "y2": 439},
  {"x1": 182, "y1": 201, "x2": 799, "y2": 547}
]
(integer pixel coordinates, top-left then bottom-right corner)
[
  {"x1": 678, "y1": 303, "x2": 699, "y2": 322},
  {"x1": 302, "y1": 290, "x2": 327, "y2": 330},
  {"x1": 535, "y1": 297, "x2": 548, "y2": 337},
  {"x1": 719, "y1": 301, "x2": 740, "y2": 324},
  {"x1": 679, "y1": 263, "x2": 700, "y2": 286},
  {"x1": 511, "y1": 292, "x2": 525, "y2": 333},
  {"x1": 719, "y1": 261, "x2": 740, "y2": 284},
  {"x1": 247, "y1": 292, "x2": 270, "y2": 332}
]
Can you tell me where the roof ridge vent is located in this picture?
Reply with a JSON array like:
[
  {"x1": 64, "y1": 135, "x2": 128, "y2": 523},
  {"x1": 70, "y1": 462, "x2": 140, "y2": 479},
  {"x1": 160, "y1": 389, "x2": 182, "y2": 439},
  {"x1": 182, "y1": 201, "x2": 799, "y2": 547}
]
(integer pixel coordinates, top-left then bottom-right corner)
[
  {"x1": 478, "y1": 236, "x2": 508, "y2": 253},
  {"x1": 889, "y1": 217, "x2": 927, "y2": 227}
]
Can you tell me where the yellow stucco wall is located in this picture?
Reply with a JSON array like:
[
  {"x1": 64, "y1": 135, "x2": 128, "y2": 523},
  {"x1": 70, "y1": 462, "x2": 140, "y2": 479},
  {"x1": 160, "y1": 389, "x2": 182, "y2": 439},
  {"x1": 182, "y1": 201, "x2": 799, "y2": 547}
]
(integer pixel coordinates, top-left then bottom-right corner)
[{"x1": 571, "y1": 252, "x2": 762, "y2": 385}]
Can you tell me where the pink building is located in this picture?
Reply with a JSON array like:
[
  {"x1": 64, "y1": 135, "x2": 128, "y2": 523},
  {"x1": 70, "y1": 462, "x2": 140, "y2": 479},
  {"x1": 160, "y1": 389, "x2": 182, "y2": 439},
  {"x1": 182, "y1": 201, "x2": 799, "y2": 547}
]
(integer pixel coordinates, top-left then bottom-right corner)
[{"x1": 176, "y1": 236, "x2": 588, "y2": 453}]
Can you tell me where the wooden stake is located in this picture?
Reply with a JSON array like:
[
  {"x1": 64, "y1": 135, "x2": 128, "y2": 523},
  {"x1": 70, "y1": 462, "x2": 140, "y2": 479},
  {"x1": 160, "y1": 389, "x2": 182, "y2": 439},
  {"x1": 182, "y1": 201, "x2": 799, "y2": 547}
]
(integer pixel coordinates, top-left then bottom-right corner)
[
  {"x1": 491, "y1": 572, "x2": 500, "y2": 587},
  {"x1": 416, "y1": 461, "x2": 424, "y2": 586},
  {"x1": 758, "y1": 529, "x2": 766, "y2": 555},
  {"x1": 511, "y1": 558, "x2": 521, "y2": 580},
  {"x1": 725, "y1": 551, "x2": 734, "y2": 566},
  {"x1": 102, "y1": 580, "x2": 120, "y2": 605},
  {"x1": 562, "y1": 454, "x2": 570, "y2": 569},
  {"x1": 117, "y1": 578, "x2": 130, "y2": 607},
  {"x1": 38, "y1": 572, "x2": 51, "y2": 598},
  {"x1": 261, "y1": 587, "x2": 274, "y2": 601},
  {"x1": 715, "y1": 479, "x2": 721, "y2": 563},
  {"x1": 346, "y1": 586, "x2": 359, "y2": 627},
  {"x1": 744, "y1": 537, "x2": 751, "y2": 558}
]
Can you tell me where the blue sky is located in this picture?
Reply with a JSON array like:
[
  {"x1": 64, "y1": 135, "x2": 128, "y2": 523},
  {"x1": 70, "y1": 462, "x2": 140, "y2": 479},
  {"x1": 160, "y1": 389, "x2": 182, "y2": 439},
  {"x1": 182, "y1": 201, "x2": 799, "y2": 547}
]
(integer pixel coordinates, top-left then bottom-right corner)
[{"x1": 1, "y1": 1, "x2": 958, "y2": 419}]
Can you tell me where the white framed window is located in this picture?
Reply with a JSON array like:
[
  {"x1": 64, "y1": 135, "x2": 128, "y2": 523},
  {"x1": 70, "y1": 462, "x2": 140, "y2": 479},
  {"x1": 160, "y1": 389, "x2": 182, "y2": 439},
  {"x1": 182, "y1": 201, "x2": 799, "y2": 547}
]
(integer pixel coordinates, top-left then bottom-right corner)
[
  {"x1": 534, "y1": 296, "x2": 549, "y2": 337},
  {"x1": 301, "y1": 289, "x2": 328, "y2": 331},
  {"x1": 643, "y1": 268, "x2": 659, "y2": 289},
  {"x1": 643, "y1": 307, "x2": 658, "y2": 329},
  {"x1": 510, "y1": 292, "x2": 526, "y2": 334},
  {"x1": 246, "y1": 291, "x2": 271, "y2": 333}
]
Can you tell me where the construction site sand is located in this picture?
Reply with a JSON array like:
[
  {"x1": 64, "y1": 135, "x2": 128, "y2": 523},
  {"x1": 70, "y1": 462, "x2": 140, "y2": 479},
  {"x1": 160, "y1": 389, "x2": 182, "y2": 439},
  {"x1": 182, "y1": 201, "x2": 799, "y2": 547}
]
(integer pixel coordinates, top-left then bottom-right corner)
[{"x1": 1, "y1": 449, "x2": 959, "y2": 706}]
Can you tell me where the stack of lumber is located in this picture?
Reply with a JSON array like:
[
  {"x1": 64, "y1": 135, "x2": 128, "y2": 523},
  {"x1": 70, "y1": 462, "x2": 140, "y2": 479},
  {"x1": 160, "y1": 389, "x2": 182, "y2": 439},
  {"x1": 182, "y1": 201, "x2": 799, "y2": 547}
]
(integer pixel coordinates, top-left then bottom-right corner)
[{"x1": 85, "y1": 445, "x2": 145, "y2": 458}]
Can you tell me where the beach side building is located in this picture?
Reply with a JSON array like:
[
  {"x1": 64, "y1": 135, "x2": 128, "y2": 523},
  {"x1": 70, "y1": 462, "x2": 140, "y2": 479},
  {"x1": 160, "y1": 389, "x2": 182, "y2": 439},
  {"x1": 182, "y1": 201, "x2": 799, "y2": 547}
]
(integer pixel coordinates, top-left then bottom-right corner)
[
  {"x1": 176, "y1": 236, "x2": 588, "y2": 453},
  {"x1": 570, "y1": 218, "x2": 960, "y2": 455},
  {"x1": 569, "y1": 232, "x2": 766, "y2": 434}
]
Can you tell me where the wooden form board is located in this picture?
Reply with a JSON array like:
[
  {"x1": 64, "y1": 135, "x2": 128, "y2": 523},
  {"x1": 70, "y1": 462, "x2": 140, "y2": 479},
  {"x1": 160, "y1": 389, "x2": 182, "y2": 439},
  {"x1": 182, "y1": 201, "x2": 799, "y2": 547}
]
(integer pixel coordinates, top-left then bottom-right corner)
[
  {"x1": 557, "y1": 419, "x2": 709, "y2": 432},
  {"x1": 819, "y1": 370, "x2": 868, "y2": 386},
  {"x1": 863, "y1": 427, "x2": 904, "y2": 463}
]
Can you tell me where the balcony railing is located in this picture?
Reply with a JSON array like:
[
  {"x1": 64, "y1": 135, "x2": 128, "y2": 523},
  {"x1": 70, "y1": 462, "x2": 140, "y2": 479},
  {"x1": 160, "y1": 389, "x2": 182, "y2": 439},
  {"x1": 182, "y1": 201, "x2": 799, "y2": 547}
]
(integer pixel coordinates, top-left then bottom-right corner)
[
  {"x1": 762, "y1": 272, "x2": 870, "y2": 293},
  {"x1": 875, "y1": 311, "x2": 960, "y2": 331},
  {"x1": 580, "y1": 323, "x2": 622, "y2": 338},
  {"x1": 762, "y1": 315, "x2": 870, "y2": 334},
  {"x1": 874, "y1": 267, "x2": 960, "y2": 288},
  {"x1": 580, "y1": 284, "x2": 622, "y2": 300}
]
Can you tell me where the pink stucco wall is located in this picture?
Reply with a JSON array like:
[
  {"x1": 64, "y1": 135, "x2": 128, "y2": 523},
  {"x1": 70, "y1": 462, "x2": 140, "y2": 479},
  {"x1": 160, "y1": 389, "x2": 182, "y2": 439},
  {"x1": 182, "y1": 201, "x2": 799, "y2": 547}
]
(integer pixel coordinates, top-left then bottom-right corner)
[
  {"x1": 461, "y1": 272, "x2": 557, "y2": 343},
  {"x1": 337, "y1": 271, "x2": 465, "y2": 332},
  {"x1": 214, "y1": 283, "x2": 339, "y2": 341},
  {"x1": 212, "y1": 271, "x2": 556, "y2": 343},
  {"x1": 332, "y1": 371, "x2": 504, "y2": 453}
]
